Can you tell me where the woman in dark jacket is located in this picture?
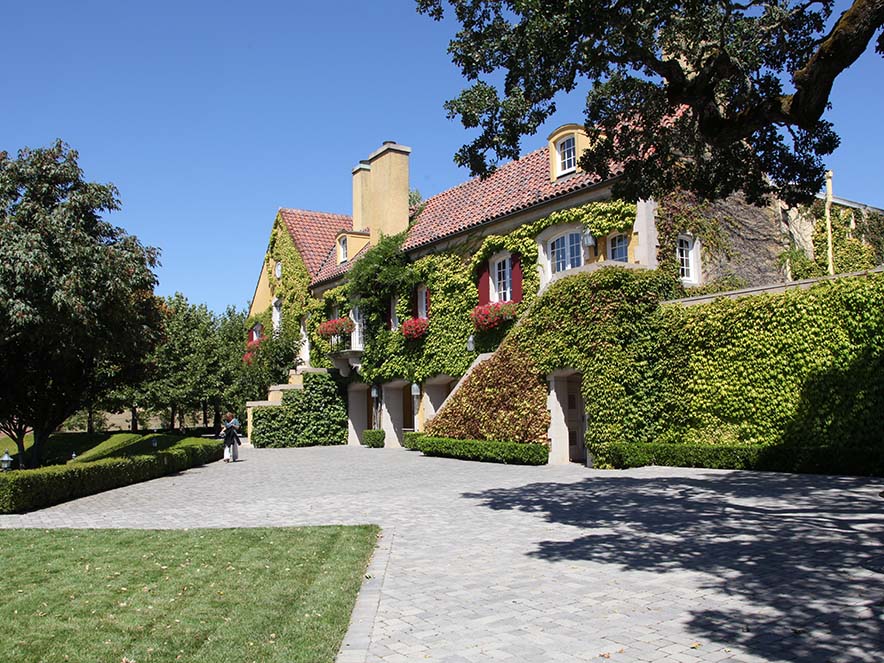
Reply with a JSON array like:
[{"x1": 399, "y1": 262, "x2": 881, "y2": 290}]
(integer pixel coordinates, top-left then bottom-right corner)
[{"x1": 222, "y1": 412, "x2": 241, "y2": 462}]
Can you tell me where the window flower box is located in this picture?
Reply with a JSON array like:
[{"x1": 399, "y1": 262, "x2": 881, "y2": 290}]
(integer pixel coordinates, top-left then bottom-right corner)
[
  {"x1": 401, "y1": 317, "x2": 430, "y2": 340},
  {"x1": 318, "y1": 317, "x2": 356, "y2": 339},
  {"x1": 471, "y1": 302, "x2": 518, "y2": 332}
]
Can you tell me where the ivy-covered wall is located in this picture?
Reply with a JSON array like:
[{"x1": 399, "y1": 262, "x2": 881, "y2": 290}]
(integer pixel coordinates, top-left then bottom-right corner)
[
  {"x1": 251, "y1": 373, "x2": 347, "y2": 447},
  {"x1": 784, "y1": 201, "x2": 879, "y2": 279}
]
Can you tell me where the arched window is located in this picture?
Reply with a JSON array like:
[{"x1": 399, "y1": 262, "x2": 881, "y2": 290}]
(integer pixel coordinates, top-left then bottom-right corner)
[
  {"x1": 608, "y1": 234, "x2": 628, "y2": 262},
  {"x1": 272, "y1": 298, "x2": 282, "y2": 335},
  {"x1": 548, "y1": 230, "x2": 583, "y2": 275}
]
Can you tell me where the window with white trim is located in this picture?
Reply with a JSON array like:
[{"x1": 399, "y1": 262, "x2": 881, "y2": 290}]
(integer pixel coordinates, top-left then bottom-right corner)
[
  {"x1": 677, "y1": 235, "x2": 698, "y2": 283},
  {"x1": 338, "y1": 237, "x2": 348, "y2": 263},
  {"x1": 272, "y1": 298, "x2": 282, "y2": 335},
  {"x1": 389, "y1": 296, "x2": 399, "y2": 330},
  {"x1": 549, "y1": 231, "x2": 583, "y2": 274},
  {"x1": 416, "y1": 285, "x2": 429, "y2": 318},
  {"x1": 557, "y1": 136, "x2": 576, "y2": 175},
  {"x1": 609, "y1": 234, "x2": 628, "y2": 262},
  {"x1": 491, "y1": 254, "x2": 512, "y2": 302},
  {"x1": 250, "y1": 323, "x2": 264, "y2": 342}
]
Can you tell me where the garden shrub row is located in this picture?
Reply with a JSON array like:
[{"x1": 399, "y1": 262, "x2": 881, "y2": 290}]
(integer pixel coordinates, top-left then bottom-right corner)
[
  {"x1": 593, "y1": 442, "x2": 884, "y2": 477},
  {"x1": 362, "y1": 430, "x2": 385, "y2": 448},
  {"x1": 251, "y1": 373, "x2": 347, "y2": 448},
  {"x1": 417, "y1": 436, "x2": 549, "y2": 465},
  {"x1": 402, "y1": 432, "x2": 425, "y2": 450},
  {"x1": 0, "y1": 437, "x2": 222, "y2": 513}
]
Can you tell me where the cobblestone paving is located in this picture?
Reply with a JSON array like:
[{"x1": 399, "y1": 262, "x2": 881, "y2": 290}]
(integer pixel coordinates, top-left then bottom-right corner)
[{"x1": 2, "y1": 446, "x2": 882, "y2": 662}]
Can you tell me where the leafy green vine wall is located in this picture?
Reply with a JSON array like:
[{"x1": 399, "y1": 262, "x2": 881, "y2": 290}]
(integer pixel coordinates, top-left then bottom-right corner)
[
  {"x1": 470, "y1": 200, "x2": 637, "y2": 305},
  {"x1": 785, "y1": 201, "x2": 878, "y2": 280},
  {"x1": 655, "y1": 189, "x2": 730, "y2": 279}
]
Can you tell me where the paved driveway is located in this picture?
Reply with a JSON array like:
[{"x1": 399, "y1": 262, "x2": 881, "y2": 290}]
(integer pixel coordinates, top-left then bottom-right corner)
[{"x1": 2, "y1": 446, "x2": 882, "y2": 663}]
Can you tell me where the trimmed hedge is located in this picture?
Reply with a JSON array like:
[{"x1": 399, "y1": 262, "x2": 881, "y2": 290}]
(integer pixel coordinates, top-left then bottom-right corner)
[
  {"x1": 418, "y1": 436, "x2": 549, "y2": 465},
  {"x1": 402, "y1": 432, "x2": 426, "y2": 450},
  {"x1": 594, "y1": 442, "x2": 884, "y2": 477},
  {"x1": 251, "y1": 372, "x2": 347, "y2": 448},
  {"x1": 362, "y1": 430, "x2": 385, "y2": 448},
  {"x1": 0, "y1": 437, "x2": 222, "y2": 513}
]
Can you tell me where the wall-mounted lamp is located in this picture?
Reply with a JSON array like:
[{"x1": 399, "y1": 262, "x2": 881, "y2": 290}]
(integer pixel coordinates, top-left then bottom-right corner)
[
  {"x1": 410, "y1": 382, "x2": 421, "y2": 397},
  {"x1": 370, "y1": 385, "x2": 379, "y2": 399},
  {"x1": 583, "y1": 230, "x2": 596, "y2": 247},
  {"x1": 1, "y1": 450, "x2": 12, "y2": 472},
  {"x1": 466, "y1": 334, "x2": 475, "y2": 352}
]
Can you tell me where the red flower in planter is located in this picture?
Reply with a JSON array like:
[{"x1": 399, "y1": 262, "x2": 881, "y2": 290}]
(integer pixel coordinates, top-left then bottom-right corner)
[
  {"x1": 318, "y1": 317, "x2": 356, "y2": 339},
  {"x1": 246, "y1": 336, "x2": 266, "y2": 350},
  {"x1": 471, "y1": 302, "x2": 518, "y2": 331},
  {"x1": 401, "y1": 317, "x2": 430, "y2": 340},
  {"x1": 242, "y1": 351, "x2": 254, "y2": 365}
]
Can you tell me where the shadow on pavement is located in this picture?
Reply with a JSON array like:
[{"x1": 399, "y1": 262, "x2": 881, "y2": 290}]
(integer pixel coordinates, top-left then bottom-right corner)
[{"x1": 464, "y1": 471, "x2": 884, "y2": 662}]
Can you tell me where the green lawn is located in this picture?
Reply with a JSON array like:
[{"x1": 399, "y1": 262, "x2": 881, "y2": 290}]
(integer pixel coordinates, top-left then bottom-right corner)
[
  {"x1": 0, "y1": 526, "x2": 378, "y2": 663},
  {"x1": 4, "y1": 431, "x2": 218, "y2": 467}
]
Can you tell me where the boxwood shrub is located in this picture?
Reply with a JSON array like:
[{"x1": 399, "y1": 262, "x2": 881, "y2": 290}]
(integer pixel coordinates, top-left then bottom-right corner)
[
  {"x1": 418, "y1": 436, "x2": 548, "y2": 465},
  {"x1": 402, "y1": 432, "x2": 426, "y2": 450},
  {"x1": 362, "y1": 430, "x2": 385, "y2": 448},
  {"x1": 593, "y1": 442, "x2": 884, "y2": 477},
  {"x1": 251, "y1": 372, "x2": 347, "y2": 448},
  {"x1": 0, "y1": 437, "x2": 222, "y2": 513}
]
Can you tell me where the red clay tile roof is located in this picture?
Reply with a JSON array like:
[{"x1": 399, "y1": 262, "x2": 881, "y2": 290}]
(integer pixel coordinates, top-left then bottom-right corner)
[
  {"x1": 311, "y1": 243, "x2": 370, "y2": 286},
  {"x1": 278, "y1": 208, "x2": 352, "y2": 279},
  {"x1": 403, "y1": 146, "x2": 611, "y2": 251}
]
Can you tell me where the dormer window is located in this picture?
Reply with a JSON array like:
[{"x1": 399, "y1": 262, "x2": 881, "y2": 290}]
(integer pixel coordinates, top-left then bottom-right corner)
[
  {"x1": 338, "y1": 236, "x2": 348, "y2": 263},
  {"x1": 557, "y1": 135, "x2": 576, "y2": 175}
]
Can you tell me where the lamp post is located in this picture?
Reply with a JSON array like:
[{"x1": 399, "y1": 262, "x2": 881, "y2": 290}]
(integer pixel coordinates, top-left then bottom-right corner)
[
  {"x1": 1, "y1": 450, "x2": 12, "y2": 472},
  {"x1": 71, "y1": 451, "x2": 77, "y2": 461},
  {"x1": 411, "y1": 382, "x2": 421, "y2": 432},
  {"x1": 370, "y1": 385, "x2": 380, "y2": 430}
]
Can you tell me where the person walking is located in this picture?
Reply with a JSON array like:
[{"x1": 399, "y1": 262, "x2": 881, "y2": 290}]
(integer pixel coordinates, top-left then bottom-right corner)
[{"x1": 222, "y1": 412, "x2": 241, "y2": 462}]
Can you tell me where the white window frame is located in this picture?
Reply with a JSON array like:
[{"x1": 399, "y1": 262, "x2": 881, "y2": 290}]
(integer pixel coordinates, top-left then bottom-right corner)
[
  {"x1": 548, "y1": 230, "x2": 583, "y2": 275},
  {"x1": 271, "y1": 298, "x2": 282, "y2": 336},
  {"x1": 490, "y1": 251, "x2": 513, "y2": 303},
  {"x1": 350, "y1": 304, "x2": 363, "y2": 351},
  {"x1": 250, "y1": 323, "x2": 263, "y2": 342},
  {"x1": 338, "y1": 237, "x2": 348, "y2": 263},
  {"x1": 608, "y1": 233, "x2": 628, "y2": 263},
  {"x1": 556, "y1": 135, "x2": 577, "y2": 176},
  {"x1": 390, "y1": 295, "x2": 399, "y2": 330},
  {"x1": 416, "y1": 285, "x2": 429, "y2": 319},
  {"x1": 677, "y1": 234, "x2": 700, "y2": 285},
  {"x1": 298, "y1": 316, "x2": 310, "y2": 367}
]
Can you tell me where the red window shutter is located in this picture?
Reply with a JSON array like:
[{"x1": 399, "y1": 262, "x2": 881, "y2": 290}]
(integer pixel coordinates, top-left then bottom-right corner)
[
  {"x1": 411, "y1": 289, "x2": 418, "y2": 318},
  {"x1": 478, "y1": 262, "x2": 490, "y2": 306},
  {"x1": 511, "y1": 254, "x2": 523, "y2": 303}
]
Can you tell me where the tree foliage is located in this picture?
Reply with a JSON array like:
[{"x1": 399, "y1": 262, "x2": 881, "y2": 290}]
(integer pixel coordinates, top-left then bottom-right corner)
[
  {"x1": 0, "y1": 141, "x2": 163, "y2": 466},
  {"x1": 419, "y1": 0, "x2": 884, "y2": 205}
]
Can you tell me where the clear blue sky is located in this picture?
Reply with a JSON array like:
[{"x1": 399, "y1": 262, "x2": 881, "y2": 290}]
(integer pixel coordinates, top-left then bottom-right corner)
[{"x1": 3, "y1": 1, "x2": 882, "y2": 313}]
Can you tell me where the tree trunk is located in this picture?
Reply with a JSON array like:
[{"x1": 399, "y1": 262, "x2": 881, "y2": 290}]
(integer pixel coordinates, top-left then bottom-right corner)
[
  {"x1": 170, "y1": 404, "x2": 177, "y2": 432},
  {"x1": 213, "y1": 404, "x2": 222, "y2": 438},
  {"x1": 130, "y1": 406, "x2": 139, "y2": 432},
  {"x1": 202, "y1": 402, "x2": 209, "y2": 427},
  {"x1": 13, "y1": 436, "x2": 28, "y2": 470},
  {"x1": 86, "y1": 408, "x2": 95, "y2": 434},
  {"x1": 31, "y1": 428, "x2": 49, "y2": 468},
  {"x1": 178, "y1": 409, "x2": 186, "y2": 432}
]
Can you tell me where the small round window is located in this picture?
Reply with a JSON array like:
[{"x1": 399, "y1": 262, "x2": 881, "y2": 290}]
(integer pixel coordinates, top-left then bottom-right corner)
[{"x1": 274, "y1": 261, "x2": 282, "y2": 279}]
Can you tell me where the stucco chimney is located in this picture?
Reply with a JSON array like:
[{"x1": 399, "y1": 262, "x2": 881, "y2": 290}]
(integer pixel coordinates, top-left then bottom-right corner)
[{"x1": 352, "y1": 142, "x2": 411, "y2": 243}]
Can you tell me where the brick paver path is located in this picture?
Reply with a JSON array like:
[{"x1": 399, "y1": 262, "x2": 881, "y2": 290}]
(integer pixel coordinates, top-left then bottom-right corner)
[{"x1": 2, "y1": 446, "x2": 882, "y2": 662}]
